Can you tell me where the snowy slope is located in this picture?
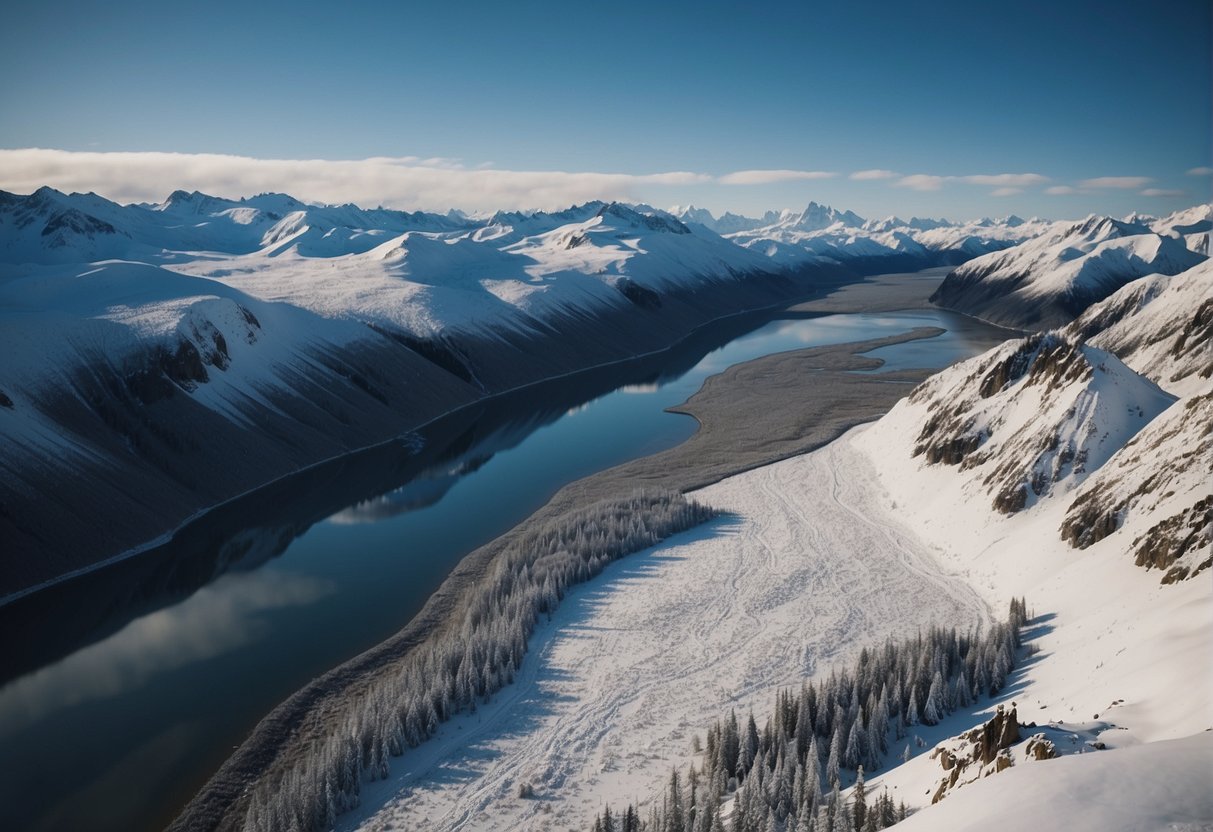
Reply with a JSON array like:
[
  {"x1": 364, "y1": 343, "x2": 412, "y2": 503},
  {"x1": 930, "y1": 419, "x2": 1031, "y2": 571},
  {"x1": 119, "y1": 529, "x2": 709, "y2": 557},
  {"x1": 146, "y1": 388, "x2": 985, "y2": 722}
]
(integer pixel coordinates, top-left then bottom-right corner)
[
  {"x1": 897, "y1": 332, "x2": 1175, "y2": 515},
  {"x1": 1151, "y1": 203, "x2": 1211, "y2": 256},
  {"x1": 1066, "y1": 259, "x2": 1213, "y2": 397},
  {"x1": 892, "y1": 732, "x2": 1213, "y2": 832},
  {"x1": 0, "y1": 259, "x2": 374, "y2": 449},
  {"x1": 847, "y1": 263, "x2": 1212, "y2": 824},
  {"x1": 931, "y1": 215, "x2": 1207, "y2": 329}
]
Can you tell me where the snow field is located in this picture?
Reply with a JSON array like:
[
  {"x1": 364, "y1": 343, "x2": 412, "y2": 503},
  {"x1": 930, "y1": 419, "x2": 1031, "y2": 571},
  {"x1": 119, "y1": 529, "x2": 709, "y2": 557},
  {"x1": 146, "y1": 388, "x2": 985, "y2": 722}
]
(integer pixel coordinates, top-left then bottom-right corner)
[{"x1": 342, "y1": 437, "x2": 989, "y2": 831}]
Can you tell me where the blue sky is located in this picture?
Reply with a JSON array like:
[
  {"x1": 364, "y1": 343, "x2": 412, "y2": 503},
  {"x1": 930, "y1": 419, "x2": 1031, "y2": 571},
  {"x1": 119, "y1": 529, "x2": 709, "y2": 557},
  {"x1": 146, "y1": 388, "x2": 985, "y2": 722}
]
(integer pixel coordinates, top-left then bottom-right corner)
[{"x1": 1, "y1": 0, "x2": 1209, "y2": 218}]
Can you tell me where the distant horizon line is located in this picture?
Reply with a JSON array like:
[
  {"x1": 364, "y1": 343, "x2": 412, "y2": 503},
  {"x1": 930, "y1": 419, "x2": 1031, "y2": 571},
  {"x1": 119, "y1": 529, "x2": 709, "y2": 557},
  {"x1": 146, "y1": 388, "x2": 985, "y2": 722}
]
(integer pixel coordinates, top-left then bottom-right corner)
[
  {"x1": 8, "y1": 179, "x2": 1207, "y2": 229},
  {"x1": 0, "y1": 147, "x2": 1207, "y2": 221}
]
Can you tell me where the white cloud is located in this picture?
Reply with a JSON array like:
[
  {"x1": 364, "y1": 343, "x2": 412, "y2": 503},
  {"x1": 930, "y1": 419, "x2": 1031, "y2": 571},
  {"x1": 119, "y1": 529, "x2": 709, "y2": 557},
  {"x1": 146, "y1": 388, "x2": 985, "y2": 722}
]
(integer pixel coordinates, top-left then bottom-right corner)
[
  {"x1": 1140, "y1": 188, "x2": 1188, "y2": 198},
  {"x1": 1185, "y1": 166, "x2": 1213, "y2": 176},
  {"x1": 892, "y1": 172, "x2": 1049, "y2": 192},
  {"x1": 0, "y1": 570, "x2": 331, "y2": 725},
  {"x1": 1045, "y1": 185, "x2": 1079, "y2": 195},
  {"x1": 849, "y1": 169, "x2": 900, "y2": 181},
  {"x1": 960, "y1": 173, "x2": 1049, "y2": 187},
  {"x1": 1079, "y1": 176, "x2": 1153, "y2": 189},
  {"x1": 895, "y1": 174, "x2": 947, "y2": 191},
  {"x1": 0, "y1": 148, "x2": 712, "y2": 212},
  {"x1": 717, "y1": 169, "x2": 837, "y2": 185}
]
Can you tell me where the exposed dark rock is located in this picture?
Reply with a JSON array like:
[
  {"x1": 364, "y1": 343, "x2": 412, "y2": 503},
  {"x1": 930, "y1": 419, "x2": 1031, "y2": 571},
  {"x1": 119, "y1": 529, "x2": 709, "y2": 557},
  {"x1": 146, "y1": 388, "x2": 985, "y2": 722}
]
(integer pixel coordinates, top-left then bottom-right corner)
[
  {"x1": 371, "y1": 327, "x2": 478, "y2": 386},
  {"x1": 931, "y1": 706, "x2": 1027, "y2": 804},
  {"x1": 238, "y1": 305, "x2": 262, "y2": 332},
  {"x1": 1170, "y1": 298, "x2": 1213, "y2": 373},
  {"x1": 1059, "y1": 492, "x2": 1122, "y2": 548},
  {"x1": 40, "y1": 208, "x2": 117, "y2": 240},
  {"x1": 920, "y1": 432, "x2": 983, "y2": 465},
  {"x1": 1022, "y1": 337, "x2": 1092, "y2": 394},
  {"x1": 616, "y1": 278, "x2": 662, "y2": 310},
  {"x1": 1136, "y1": 495, "x2": 1213, "y2": 582},
  {"x1": 971, "y1": 705, "x2": 1022, "y2": 764},
  {"x1": 1024, "y1": 734, "x2": 1058, "y2": 761},
  {"x1": 978, "y1": 333, "x2": 1043, "y2": 397},
  {"x1": 0, "y1": 389, "x2": 12, "y2": 409}
]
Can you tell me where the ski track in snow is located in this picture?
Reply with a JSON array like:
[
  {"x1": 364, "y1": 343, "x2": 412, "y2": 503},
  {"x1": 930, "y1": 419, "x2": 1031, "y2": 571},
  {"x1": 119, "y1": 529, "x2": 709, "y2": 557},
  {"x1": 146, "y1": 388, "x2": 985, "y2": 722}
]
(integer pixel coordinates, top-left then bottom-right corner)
[{"x1": 342, "y1": 432, "x2": 987, "y2": 832}]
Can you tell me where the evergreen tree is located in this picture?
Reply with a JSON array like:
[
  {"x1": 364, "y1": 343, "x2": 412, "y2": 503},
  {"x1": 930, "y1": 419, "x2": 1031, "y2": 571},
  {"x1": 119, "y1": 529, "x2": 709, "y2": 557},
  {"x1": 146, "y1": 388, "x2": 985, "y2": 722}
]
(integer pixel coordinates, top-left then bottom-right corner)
[
  {"x1": 668, "y1": 768, "x2": 684, "y2": 832},
  {"x1": 923, "y1": 670, "x2": 945, "y2": 725},
  {"x1": 826, "y1": 721, "x2": 844, "y2": 785},
  {"x1": 851, "y1": 766, "x2": 866, "y2": 832}
]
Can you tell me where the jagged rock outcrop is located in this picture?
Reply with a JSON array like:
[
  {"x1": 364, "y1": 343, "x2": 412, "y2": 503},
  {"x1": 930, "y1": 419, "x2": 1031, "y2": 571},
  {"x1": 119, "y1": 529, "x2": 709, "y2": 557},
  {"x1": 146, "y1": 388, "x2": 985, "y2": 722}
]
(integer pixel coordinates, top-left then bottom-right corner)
[
  {"x1": 929, "y1": 705, "x2": 1031, "y2": 804},
  {"x1": 906, "y1": 332, "x2": 1173, "y2": 515}
]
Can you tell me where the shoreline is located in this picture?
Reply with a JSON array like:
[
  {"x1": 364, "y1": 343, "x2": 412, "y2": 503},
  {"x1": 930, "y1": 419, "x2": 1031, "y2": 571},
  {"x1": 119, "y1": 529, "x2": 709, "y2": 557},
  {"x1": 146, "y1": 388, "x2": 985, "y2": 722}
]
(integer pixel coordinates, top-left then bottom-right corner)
[
  {"x1": 1, "y1": 268, "x2": 870, "y2": 610},
  {"x1": 170, "y1": 274, "x2": 1015, "y2": 832}
]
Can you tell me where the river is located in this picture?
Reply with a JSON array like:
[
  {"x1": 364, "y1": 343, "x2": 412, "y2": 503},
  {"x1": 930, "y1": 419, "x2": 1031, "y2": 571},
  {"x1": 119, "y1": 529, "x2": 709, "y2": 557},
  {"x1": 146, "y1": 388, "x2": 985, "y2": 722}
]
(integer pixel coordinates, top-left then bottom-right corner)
[{"x1": 0, "y1": 302, "x2": 1006, "y2": 832}]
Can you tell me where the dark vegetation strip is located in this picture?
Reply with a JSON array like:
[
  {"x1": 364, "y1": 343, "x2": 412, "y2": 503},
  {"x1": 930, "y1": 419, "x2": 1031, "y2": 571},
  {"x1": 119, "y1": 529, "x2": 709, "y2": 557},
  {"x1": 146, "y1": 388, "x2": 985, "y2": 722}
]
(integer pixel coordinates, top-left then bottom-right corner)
[
  {"x1": 233, "y1": 490, "x2": 715, "y2": 832},
  {"x1": 590, "y1": 599, "x2": 1030, "y2": 832}
]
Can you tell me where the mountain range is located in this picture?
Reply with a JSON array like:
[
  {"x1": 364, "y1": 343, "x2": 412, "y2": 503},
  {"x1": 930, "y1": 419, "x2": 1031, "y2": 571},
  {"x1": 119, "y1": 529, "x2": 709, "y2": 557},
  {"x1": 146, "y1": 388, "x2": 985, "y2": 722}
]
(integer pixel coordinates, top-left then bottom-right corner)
[{"x1": 0, "y1": 187, "x2": 1207, "y2": 600}]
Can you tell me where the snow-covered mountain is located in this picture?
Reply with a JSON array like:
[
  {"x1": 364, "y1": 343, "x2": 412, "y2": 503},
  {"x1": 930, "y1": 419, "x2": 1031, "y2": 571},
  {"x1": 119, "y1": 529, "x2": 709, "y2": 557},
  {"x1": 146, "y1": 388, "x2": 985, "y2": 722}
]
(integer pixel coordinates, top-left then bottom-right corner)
[
  {"x1": 930, "y1": 210, "x2": 1208, "y2": 329},
  {"x1": 1066, "y1": 260, "x2": 1213, "y2": 397},
  {"x1": 1150, "y1": 203, "x2": 1211, "y2": 255},
  {"x1": 2, "y1": 185, "x2": 1203, "y2": 604},
  {"x1": 903, "y1": 331, "x2": 1176, "y2": 515},
  {"x1": 723, "y1": 203, "x2": 1049, "y2": 270},
  {"x1": 0, "y1": 188, "x2": 815, "y2": 597},
  {"x1": 848, "y1": 259, "x2": 1211, "y2": 824},
  {"x1": 672, "y1": 205, "x2": 776, "y2": 235},
  {"x1": 1055, "y1": 262, "x2": 1213, "y2": 583},
  {"x1": 0, "y1": 187, "x2": 475, "y2": 265},
  {"x1": 868, "y1": 259, "x2": 1210, "y2": 576}
]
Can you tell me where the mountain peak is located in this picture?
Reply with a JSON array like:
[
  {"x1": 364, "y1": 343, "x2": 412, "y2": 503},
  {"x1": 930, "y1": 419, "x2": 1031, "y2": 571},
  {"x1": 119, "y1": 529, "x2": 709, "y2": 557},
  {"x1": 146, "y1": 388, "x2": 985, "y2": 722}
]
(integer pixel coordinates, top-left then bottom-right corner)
[{"x1": 790, "y1": 201, "x2": 865, "y2": 231}]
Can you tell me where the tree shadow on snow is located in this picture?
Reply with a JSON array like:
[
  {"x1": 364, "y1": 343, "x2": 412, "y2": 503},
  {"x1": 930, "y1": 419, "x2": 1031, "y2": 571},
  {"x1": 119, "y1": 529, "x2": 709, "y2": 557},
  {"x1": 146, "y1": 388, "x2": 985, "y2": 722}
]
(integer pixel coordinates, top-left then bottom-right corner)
[{"x1": 346, "y1": 514, "x2": 742, "y2": 823}]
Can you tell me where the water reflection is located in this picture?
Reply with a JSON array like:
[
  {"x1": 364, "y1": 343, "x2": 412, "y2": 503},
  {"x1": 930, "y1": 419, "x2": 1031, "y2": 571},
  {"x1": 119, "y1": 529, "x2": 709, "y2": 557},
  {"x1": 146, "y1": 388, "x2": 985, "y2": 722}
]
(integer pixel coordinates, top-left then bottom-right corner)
[
  {"x1": 0, "y1": 304, "x2": 799, "y2": 690},
  {"x1": 0, "y1": 571, "x2": 332, "y2": 731}
]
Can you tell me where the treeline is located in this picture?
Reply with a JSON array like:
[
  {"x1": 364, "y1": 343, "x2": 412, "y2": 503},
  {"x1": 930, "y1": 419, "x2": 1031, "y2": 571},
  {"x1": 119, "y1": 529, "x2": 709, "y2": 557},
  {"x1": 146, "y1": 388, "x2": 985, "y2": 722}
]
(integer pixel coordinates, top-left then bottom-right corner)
[
  {"x1": 243, "y1": 489, "x2": 716, "y2": 832},
  {"x1": 591, "y1": 598, "x2": 1030, "y2": 832}
]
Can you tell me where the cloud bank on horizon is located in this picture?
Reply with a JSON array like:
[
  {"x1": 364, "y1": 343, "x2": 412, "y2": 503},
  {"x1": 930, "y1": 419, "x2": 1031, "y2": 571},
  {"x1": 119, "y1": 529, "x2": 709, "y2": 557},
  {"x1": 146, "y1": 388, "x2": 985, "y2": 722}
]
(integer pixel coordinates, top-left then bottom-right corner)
[{"x1": 3, "y1": 148, "x2": 1207, "y2": 218}]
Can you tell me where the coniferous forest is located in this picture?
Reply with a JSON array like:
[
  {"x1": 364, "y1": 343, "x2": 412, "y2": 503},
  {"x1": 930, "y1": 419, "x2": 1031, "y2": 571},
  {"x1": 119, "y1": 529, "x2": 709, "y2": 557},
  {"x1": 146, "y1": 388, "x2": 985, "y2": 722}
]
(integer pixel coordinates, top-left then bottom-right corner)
[
  {"x1": 243, "y1": 490, "x2": 716, "y2": 832},
  {"x1": 590, "y1": 599, "x2": 1030, "y2": 832}
]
